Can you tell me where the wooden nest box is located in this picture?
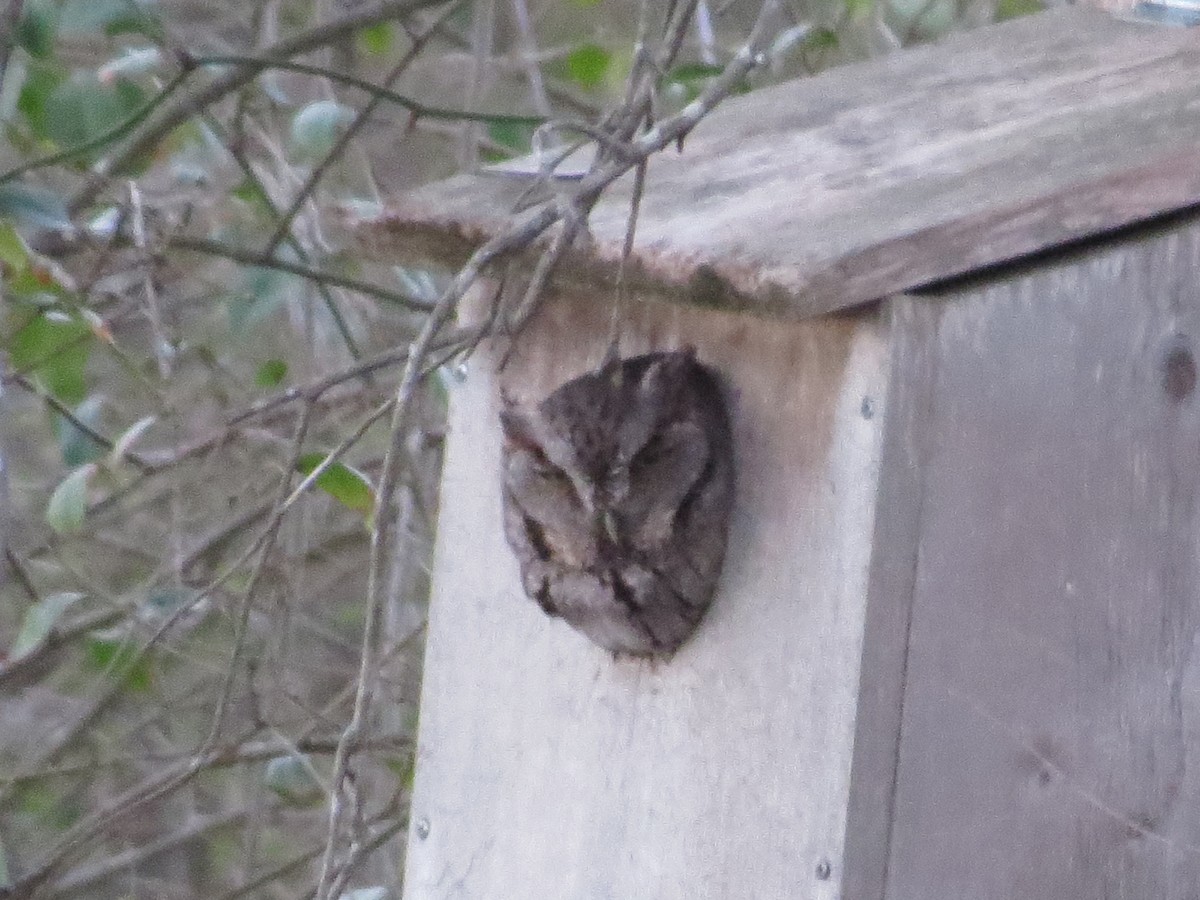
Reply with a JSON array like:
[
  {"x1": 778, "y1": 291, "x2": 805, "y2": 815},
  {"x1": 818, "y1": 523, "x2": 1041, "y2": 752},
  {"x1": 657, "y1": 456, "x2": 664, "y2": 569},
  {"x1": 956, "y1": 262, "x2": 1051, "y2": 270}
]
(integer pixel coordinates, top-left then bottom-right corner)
[{"x1": 359, "y1": 8, "x2": 1200, "y2": 897}]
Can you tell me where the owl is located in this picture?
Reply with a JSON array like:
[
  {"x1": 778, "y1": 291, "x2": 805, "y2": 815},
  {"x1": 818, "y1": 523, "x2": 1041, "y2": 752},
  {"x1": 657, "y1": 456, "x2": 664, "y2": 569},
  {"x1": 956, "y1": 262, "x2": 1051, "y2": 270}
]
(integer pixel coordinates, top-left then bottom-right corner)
[{"x1": 500, "y1": 348, "x2": 734, "y2": 657}]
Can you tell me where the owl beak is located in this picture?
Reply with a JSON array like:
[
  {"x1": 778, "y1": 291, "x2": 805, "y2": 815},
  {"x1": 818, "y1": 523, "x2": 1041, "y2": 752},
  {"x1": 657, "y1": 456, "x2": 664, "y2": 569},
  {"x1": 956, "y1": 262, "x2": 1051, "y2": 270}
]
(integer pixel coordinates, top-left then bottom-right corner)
[
  {"x1": 579, "y1": 484, "x2": 620, "y2": 546},
  {"x1": 602, "y1": 509, "x2": 620, "y2": 545},
  {"x1": 583, "y1": 489, "x2": 620, "y2": 546}
]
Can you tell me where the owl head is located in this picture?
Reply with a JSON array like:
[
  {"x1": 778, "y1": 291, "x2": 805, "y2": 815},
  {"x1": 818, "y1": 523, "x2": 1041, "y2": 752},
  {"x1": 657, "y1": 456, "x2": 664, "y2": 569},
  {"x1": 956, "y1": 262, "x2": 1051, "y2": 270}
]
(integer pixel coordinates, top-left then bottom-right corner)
[{"x1": 501, "y1": 348, "x2": 708, "y2": 552}]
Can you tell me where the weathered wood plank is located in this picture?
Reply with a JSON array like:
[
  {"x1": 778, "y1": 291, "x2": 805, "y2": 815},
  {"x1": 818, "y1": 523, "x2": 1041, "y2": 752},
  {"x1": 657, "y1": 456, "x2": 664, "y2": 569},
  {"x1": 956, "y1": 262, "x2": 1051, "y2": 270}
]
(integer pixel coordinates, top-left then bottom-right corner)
[
  {"x1": 403, "y1": 291, "x2": 888, "y2": 899},
  {"x1": 881, "y1": 219, "x2": 1200, "y2": 897},
  {"x1": 0, "y1": 353, "x2": 9, "y2": 592},
  {"x1": 839, "y1": 297, "x2": 937, "y2": 900},
  {"x1": 358, "y1": 8, "x2": 1200, "y2": 320}
]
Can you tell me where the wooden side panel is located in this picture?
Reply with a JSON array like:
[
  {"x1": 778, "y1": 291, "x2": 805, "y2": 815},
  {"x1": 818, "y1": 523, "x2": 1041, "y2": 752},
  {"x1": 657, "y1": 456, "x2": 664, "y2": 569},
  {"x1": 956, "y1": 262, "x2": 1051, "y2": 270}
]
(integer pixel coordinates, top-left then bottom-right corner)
[
  {"x1": 880, "y1": 222, "x2": 1200, "y2": 897},
  {"x1": 403, "y1": 292, "x2": 888, "y2": 899},
  {"x1": 840, "y1": 301, "x2": 937, "y2": 900},
  {"x1": 0, "y1": 353, "x2": 9, "y2": 590}
]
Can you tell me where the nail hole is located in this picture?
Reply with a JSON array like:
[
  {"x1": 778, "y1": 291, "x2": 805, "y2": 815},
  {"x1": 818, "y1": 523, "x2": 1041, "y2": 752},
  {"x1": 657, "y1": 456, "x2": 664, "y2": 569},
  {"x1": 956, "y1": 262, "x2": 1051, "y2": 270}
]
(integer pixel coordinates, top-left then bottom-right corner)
[
  {"x1": 1162, "y1": 342, "x2": 1196, "y2": 402},
  {"x1": 815, "y1": 858, "x2": 832, "y2": 880}
]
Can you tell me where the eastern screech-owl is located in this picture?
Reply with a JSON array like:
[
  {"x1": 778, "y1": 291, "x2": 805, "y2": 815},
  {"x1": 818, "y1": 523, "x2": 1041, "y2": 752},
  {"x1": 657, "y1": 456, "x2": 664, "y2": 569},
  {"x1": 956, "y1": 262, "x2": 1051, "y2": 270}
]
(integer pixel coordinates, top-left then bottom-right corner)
[{"x1": 500, "y1": 348, "x2": 734, "y2": 657}]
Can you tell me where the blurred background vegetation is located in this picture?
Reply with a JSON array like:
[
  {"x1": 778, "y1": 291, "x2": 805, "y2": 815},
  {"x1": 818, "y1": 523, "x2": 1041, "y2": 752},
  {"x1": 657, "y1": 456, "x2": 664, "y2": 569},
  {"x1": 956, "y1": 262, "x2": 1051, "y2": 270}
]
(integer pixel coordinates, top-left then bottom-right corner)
[{"x1": 0, "y1": 0, "x2": 1042, "y2": 896}]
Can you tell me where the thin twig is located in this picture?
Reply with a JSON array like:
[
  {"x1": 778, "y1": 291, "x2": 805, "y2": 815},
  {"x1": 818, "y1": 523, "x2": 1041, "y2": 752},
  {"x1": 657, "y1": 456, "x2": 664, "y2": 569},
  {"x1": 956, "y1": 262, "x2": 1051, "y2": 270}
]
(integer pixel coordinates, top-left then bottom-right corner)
[
  {"x1": 216, "y1": 805, "x2": 406, "y2": 900},
  {"x1": 68, "y1": 0, "x2": 455, "y2": 213},
  {"x1": 3, "y1": 370, "x2": 154, "y2": 474},
  {"x1": 0, "y1": 69, "x2": 195, "y2": 189},
  {"x1": 167, "y1": 235, "x2": 434, "y2": 312},
  {"x1": 46, "y1": 809, "x2": 249, "y2": 896},
  {"x1": 263, "y1": 0, "x2": 467, "y2": 255},
  {"x1": 510, "y1": 0, "x2": 552, "y2": 117},
  {"x1": 193, "y1": 55, "x2": 546, "y2": 126},
  {"x1": 318, "y1": 804, "x2": 409, "y2": 900},
  {"x1": 460, "y1": 0, "x2": 496, "y2": 170},
  {"x1": 217, "y1": 134, "x2": 365, "y2": 360},
  {"x1": 205, "y1": 402, "x2": 314, "y2": 744}
]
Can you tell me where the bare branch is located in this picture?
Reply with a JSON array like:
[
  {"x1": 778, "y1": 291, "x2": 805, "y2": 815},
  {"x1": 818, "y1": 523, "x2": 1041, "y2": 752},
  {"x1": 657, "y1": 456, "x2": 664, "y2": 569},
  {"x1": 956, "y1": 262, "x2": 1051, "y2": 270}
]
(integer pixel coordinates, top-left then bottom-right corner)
[
  {"x1": 68, "y1": 0, "x2": 457, "y2": 213},
  {"x1": 167, "y1": 235, "x2": 434, "y2": 312},
  {"x1": 263, "y1": 0, "x2": 468, "y2": 255}
]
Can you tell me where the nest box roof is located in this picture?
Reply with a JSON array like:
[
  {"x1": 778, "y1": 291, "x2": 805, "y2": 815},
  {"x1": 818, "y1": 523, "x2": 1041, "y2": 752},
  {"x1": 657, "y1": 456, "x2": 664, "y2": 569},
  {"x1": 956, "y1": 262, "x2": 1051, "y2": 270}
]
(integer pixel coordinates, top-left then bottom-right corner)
[{"x1": 357, "y1": 6, "x2": 1200, "y2": 319}]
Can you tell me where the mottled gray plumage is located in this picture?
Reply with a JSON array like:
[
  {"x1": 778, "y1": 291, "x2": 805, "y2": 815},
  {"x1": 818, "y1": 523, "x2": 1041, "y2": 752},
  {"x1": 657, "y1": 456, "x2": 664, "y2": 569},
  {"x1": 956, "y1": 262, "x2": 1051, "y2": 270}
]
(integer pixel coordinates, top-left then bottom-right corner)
[{"x1": 500, "y1": 348, "x2": 734, "y2": 656}]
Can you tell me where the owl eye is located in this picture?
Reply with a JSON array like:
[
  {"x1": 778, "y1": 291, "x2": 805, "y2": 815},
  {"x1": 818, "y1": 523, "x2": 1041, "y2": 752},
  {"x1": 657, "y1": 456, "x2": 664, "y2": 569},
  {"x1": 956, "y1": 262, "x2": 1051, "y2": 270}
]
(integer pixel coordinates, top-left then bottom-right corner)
[
  {"x1": 628, "y1": 435, "x2": 667, "y2": 475},
  {"x1": 527, "y1": 447, "x2": 569, "y2": 481},
  {"x1": 534, "y1": 460, "x2": 567, "y2": 480}
]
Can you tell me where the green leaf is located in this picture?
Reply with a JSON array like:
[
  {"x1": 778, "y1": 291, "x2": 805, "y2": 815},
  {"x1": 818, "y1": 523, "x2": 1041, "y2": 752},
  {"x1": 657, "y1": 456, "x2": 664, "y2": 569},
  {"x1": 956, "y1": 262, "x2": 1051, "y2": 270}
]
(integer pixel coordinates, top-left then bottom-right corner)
[
  {"x1": 665, "y1": 63, "x2": 727, "y2": 105},
  {"x1": 17, "y1": 61, "x2": 64, "y2": 137},
  {"x1": 0, "y1": 832, "x2": 9, "y2": 889},
  {"x1": 5, "y1": 266, "x2": 59, "y2": 299},
  {"x1": 0, "y1": 181, "x2": 71, "y2": 230},
  {"x1": 46, "y1": 464, "x2": 93, "y2": 534},
  {"x1": 667, "y1": 62, "x2": 723, "y2": 82},
  {"x1": 995, "y1": 0, "x2": 1043, "y2": 19},
  {"x1": 8, "y1": 311, "x2": 92, "y2": 403},
  {"x1": 889, "y1": 0, "x2": 956, "y2": 35},
  {"x1": 488, "y1": 120, "x2": 534, "y2": 154},
  {"x1": 15, "y1": 783, "x2": 82, "y2": 831},
  {"x1": 0, "y1": 223, "x2": 30, "y2": 271},
  {"x1": 805, "y1": 26, "x2": 840, "y2": 50},
  {"x1": 358, "y1": 22, "x2": 393, "y2": 55},
  {"x1": 16, "y1": 0, "x2": 57, "y2": 58},
  {"x1": 566, "y1": 43, "x2": 611, "y2": 90},
  {"x1": 11, "y1": 591, "x2": 85, "y2": 661},
  {"x1": 479, "y1": 146, "x2": 511, "y2": 164},
  {"x1": 432, "y1": 364, "x2": 458, "y2": 407},
  {"x1": 58, "y1": 0, "x2": 148, "y2": 36},
  {"x1": 289, "y1": 100, "x2": 355, "y2": 162},
  {"x1": 385, "y1": 752, "x2": 416, "y2": 790},
  {"x1": 342, "y1": 889, "x2": 388, "y2": 900},
  {"x1": 255, "y1": 359, "x2": 288, "y2": 387},
  {"x1": 264, "y1": 755, "x2": 323, "y2": 806},
  {"x1": 296, "y1": 452, "x2": 376, "y2": 517},
  {"x1": 42, "y1": 74, "x2": 148, "y2": 163},
  {"x1": 55, "y1": 396, "x2": 105, "y2": 467},
  {"x1": 142, "y1": 587, "x2": 195, "y2": 619},
  {"x1": 228, "y1": 177, "x2": 276, "y2": 225},
  {"x1": 110, "y1": 414, "x2": 155, "y2": 465},
  {"x1": 84, "y1": 636, "x2": 153, "y2": 690},
  {"x1": 230, "y1": 178, "x2": 260, "y2": 205},
  {"x1": 0, "y1": 54, "x2": 26, "y2": 122},
  {"x1": 97, "y1": 47, "x2": 163, "y2": 84}
]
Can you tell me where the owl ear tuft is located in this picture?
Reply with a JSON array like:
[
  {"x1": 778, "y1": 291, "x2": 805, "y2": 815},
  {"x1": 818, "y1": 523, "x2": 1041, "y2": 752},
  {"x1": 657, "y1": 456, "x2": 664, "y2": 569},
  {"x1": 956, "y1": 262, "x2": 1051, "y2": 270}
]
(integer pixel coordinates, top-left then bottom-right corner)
[
  {"x1": 603, "y1": 356, "x2": 625, "y2": 391},
  {"x1": 637, "y1": 350, "x2": 693, "y2": 406}
]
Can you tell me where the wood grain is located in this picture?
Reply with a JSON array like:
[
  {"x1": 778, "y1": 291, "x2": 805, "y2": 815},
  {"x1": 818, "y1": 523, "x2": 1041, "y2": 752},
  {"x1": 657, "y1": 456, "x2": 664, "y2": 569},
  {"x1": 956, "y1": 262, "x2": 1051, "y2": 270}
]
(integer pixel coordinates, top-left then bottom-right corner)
[
  {"x1": 403, "y1": 291, "x2": 888, "y2": 899},
  {"x1": 357, "y1": 8, "x2": 1200, "y2": 320},
  {"x1": 877, "y1": 219, "x2": 1200, "y2": 898},
  {"x1": 840, "y1": 297, "x2": 937, "y2": 900}
]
